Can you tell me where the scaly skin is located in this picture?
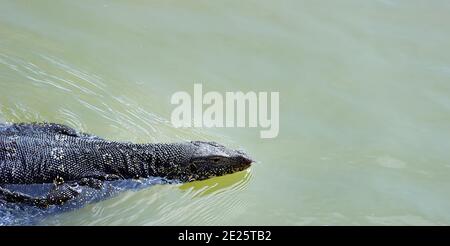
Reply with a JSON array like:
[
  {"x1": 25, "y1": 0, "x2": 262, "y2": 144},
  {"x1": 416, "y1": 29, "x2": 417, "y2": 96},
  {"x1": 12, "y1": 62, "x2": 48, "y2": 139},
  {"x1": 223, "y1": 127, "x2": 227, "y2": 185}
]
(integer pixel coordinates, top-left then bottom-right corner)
[{"x1": 0, "y1": 122, "x2": 253, "y2": 207}]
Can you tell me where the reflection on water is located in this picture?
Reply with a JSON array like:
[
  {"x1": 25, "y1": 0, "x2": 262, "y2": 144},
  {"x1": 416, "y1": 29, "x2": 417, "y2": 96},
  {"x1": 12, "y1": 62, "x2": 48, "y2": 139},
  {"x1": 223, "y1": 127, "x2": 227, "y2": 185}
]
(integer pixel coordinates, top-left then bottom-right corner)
[
  {"x1": 179, "y1": 169, "x2": 252, "y2": 197},
  {"x1": 39, "y1": 171, "x2": 252, "y2": 226},
  {"x1": 0, "y1": 170, "x2": 251, "y2": 226}
]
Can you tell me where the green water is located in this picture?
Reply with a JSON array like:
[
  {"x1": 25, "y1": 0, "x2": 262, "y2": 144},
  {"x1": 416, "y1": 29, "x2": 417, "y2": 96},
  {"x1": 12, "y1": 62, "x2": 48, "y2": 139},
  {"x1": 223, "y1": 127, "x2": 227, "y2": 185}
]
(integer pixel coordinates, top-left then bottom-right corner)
[{"x1": 1, "y1": 0, "x2": 450, "y2": 225}]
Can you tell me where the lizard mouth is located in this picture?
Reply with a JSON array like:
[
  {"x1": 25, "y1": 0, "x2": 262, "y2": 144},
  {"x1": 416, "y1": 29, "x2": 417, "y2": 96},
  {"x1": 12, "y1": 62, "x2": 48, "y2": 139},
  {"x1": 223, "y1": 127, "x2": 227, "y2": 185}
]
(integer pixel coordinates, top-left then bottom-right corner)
[
  {"x1": 241, "y1": 153, "x2": 254, "y2": 165},
  {"x1": 235, "y1": 156, "x2": 253, "y2": 170}
]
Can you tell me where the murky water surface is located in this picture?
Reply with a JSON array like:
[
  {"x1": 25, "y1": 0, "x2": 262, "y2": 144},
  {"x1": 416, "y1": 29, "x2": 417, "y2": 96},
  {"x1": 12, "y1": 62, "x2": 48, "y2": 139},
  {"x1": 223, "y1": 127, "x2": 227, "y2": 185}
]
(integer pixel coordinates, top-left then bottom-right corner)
[{"x1": 1, "y1": 0, "x2": 450, "y2": 225}]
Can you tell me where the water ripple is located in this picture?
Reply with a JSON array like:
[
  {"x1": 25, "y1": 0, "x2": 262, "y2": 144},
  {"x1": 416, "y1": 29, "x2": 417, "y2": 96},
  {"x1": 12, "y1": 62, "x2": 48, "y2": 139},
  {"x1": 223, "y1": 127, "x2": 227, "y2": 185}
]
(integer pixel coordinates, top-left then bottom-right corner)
[{"x1": 1, "y1": 50, "x2": 253, "y2": 226}]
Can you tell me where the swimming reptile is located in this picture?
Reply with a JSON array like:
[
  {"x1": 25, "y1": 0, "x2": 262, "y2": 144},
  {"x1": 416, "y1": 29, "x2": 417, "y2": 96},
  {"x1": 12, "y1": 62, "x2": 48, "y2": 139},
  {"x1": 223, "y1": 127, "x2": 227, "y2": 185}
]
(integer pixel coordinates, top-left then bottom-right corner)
[{"x1": 0, "y1": 122, "x2": 253, "y2": 208}]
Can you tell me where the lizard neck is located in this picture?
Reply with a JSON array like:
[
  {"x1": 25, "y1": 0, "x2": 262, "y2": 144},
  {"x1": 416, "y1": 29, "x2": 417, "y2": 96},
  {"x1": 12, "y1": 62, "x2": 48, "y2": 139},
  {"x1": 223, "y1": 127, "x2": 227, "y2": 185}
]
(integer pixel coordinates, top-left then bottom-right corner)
[{"x1": 118, "y1": 142, "x2": 194, "y2": 179}]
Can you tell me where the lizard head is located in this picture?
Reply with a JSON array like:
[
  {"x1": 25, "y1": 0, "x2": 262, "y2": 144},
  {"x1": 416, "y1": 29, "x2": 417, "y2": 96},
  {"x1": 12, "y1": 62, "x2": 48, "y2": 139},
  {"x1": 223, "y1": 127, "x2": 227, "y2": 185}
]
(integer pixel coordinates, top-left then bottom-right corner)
[{"x1": 173, "y1": 141, "x2": 253, "y2": 182}]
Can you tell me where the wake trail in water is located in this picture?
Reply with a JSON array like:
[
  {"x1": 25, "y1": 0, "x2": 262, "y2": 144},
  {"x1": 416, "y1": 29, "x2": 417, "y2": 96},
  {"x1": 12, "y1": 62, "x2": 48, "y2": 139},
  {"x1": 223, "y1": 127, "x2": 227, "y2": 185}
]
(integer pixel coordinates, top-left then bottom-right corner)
[{"x1": 0, "y1": 51, "x2": 253, "y2": 225}]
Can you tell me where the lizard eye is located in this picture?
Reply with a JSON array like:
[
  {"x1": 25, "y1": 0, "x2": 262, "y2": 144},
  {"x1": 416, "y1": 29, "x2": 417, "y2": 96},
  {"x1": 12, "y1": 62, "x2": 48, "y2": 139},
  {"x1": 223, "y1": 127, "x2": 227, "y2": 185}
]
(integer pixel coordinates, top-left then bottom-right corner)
[{"x1": 211, "y1": 157, "x2": 221, "y2": 163}]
